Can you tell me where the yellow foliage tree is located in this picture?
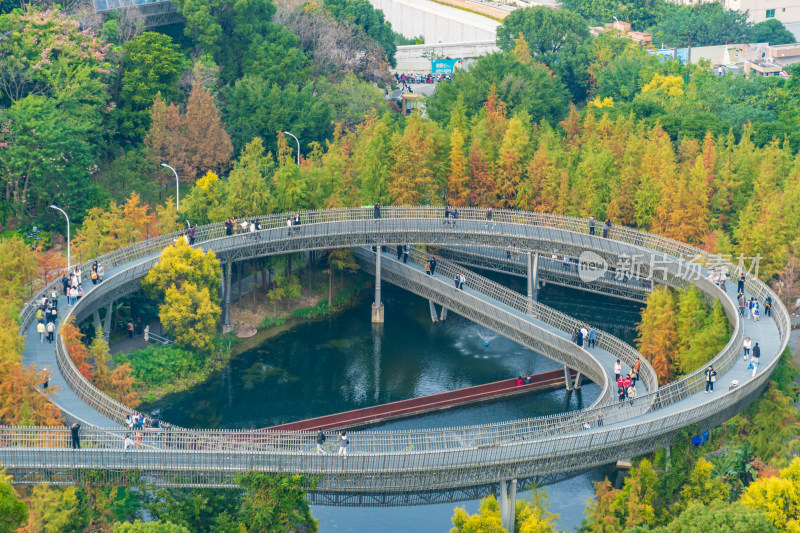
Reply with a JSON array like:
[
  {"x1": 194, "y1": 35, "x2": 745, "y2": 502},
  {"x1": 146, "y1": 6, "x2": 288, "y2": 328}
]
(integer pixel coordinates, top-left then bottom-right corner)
[
  {"x1": 143, "y1": 238, "x2": 221, "y2": 304},
  {"x1": 160, "y1": 282, "x2": 221, "y2": 353},
  {"x1": 636, "y1": 287, "x2": 678, "y2": 385},
  {"x1": 740, "y1": 457, "x2": 800, "y2": 532}
]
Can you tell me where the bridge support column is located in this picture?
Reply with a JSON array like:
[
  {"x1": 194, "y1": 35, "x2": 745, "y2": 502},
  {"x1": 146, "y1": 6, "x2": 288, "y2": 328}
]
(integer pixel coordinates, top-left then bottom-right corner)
[
  {"x1": 527, "y1": 252, "x2": 538, "y2": 312},
  {"x1": 564, "y1": 366, "x2": 573, "y2": 391},
  {"x1": 102, "y1": 303, "x2": 114, "y2": 339},
  {"x1": 223, "y1": 263, "x2": 233, "y2": 332},
  {"x1": 439, "y1": 306, "x2": 448, "y2": 321},
  {"x1": 574, "y1": 372, "x2": 583, "y2": 390},
  {"x1": 372, "y1": 249, "x2": 384, "y2": 323},
  {"x1": 499, "y1": 479, "x2": 517, "y2": 533},
  {"x1": 429, "y1": 300, "x2": 438, "y2": 322},
  {"x1": 92, "y1": 310, "x2": 101, "y2": 334}
]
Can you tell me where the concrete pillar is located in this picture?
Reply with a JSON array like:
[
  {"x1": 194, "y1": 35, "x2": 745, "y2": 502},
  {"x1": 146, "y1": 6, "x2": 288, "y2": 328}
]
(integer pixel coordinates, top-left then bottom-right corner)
[
  {"x1": 573, "y1": 372, "x2": 583, "y2": 390},
  {"x1": 564, "y1": 366, "x2": 573, "y2": 391},
  {"x1": 92, "y1": 310, "x2": 101, "y2": 334},
  {"x1": 429, "y1": 300, "x2": 438, "y2": 322},
  {"x1": 499, "y1": 479, "x2": 517, "y2": 533},
  {"x1": 223, "y1": 262, "x2": 233, "y2": 332},
  {"x1": 102, "y1": 303, "x2": 114, "y2": 339},
  {"x1": 372, "y1": 249, "x2": 384, "y2": 323},
  {"x1": 527, "y1": 252, "x2": 539, "y2": 303},
  {"x1": 373, "y1": 323, "x2": 382, "y2": 402},
  {"x1": 439, "y1": 306, "x2": 448, "y2": 321}
]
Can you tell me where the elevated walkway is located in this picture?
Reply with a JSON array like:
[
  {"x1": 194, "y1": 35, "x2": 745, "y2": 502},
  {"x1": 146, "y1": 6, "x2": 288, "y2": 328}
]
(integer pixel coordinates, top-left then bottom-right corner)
[{"x1": 5, "y1": 208, "x2": 787, "y2": 504}]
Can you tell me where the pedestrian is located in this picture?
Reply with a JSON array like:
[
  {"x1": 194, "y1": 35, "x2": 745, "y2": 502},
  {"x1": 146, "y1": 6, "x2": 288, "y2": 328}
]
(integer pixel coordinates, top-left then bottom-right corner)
[
  {"x1": 765, "y1": 296, "x2": 772, "y2": 317},
  {"x1": 743, "y1": 336, "x2": 751, "y2": 359},
  {"x1": 396, "y1": 245, "x2": 403, "y2": 260},
  {"x1": 603, "y1": 219, "x2": 611, "y2": 238},
  {"x1": 225, "y1": 218, "x2": 233, "y2": 236},
  {"x1": 188, "y1": 224, "x2": 196, "y2": 245},
  {"x1": 338, "y1": 431, "x2": 349, "y2": 456},
  {"x1": 618, "y1": 385, "x2": 626, "y2": 405},
  {"x1": 753, "y1": 305, "x2": 760, "y2": 322},
  {"x1": 614, "y1": 359, "x2": 621, "y2": 383},
  {"x1": 425, "y1": 261, "x2": 431, "y2": 275},
  {"x1": 588, "y1": 216, "x2": 595, "y2": 235},
  {"x1": 580, "y1": 326, "x2": 588, "y2": 344},
  {"x1": 633, "y1": 358, "x2": 641, "y2": 385},
  {"x1": 597, "y1": 410, "x2": 604, "y2": 427},
  {"x1": 91, "y1": 267, "x2": 98, "y2": 285},
  {"x1": 135, "y1": 317, "x2": 142, "y2": 336},
  {"x1": 738, "y1": 272, "x2": 745, "y2": 293},
  {"x1": 486, "y1": 207, "x2": 494, "y2": 229},
  {"x1": 373, "y1": 202, "x2": 381, "y2": 221},
  {"x1": 443, "y1": 205, "x2": 450, "y2": 225},
  {"x1": 628, "y1": 383, "x2": 637, "y2": 406},
  {"x1": 127, "y1": 321, "x2": 134, "y2": 339},
  {"x1": 588, "y1": 327, "x2": 597, "y2": 348},
  {"x1": 124, "y1": 434, "x2": 134, "y2": 460},
  {"x1": 516, "y1": 376, "x2": 523, "y2": 387},
  {"x1": 576, "y1": 328, "x2": 584, "y2": 347},
  {"x1": 316, "y1": 428, "x2": 327, "y2": 455},
  {"x1": 459, "y1": 273, "x2": 465, "y2": 290},
  {"x1": 403, "y1": 245, "x2": 409, "y2": 264},
  {"x1": 144, "y1": 325, "x2": 150, "y2": 342},
  {"x1": 42, "y1": 367, "x2": 49, "y2": 390},
  {"x1": 50, "y1": 288, "x2": 59, "y2": 309},
  {"x1": 46, "y1": 321, "x2": 54, "y2": 343},
  {"x1": 97, "y1": 264, "x2": 104, "y2": 282},
  {"x1": 62, "y1": 273, "x2": 69, "y2": 296},
  {"x1": 430, "y1": 257, "x2": 437, "y2": 276},
  {"x1": 454, "y1": 274, "x2": 460, "y2": 288},
  {"x1": 752, "y1": 342, "x2": 760, "y2": 372},
  {"x1": 737, "y1": 292, "x2": 745, "y2": 317},
  {"x1": 571, "y1": 328, "x2": 578, "y2": 344},
  {"x1": 37, "y1": 321, "x2": 46, "y2": 343},
  {"x1": 748, "y1": 297, "x2": 755, "y2": 320},
  {"x1": 623, "y1": 375, "x2": 631, "y2": 397},
  {"x1": 704, "y1": 365, "x2": 716, "y2": 393},
  {"x1": 70, "y1": 423, "x2": 81, "y2": 449},
  {"x1": 451, "y1": 208, "x2": 458, "y2": 226}
]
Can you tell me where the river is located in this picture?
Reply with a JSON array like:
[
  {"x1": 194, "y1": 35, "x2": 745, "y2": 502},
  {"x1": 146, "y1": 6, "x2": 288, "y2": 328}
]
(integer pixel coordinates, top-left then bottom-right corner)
[{"x1": 145, "y1": 274, "x2": 642, "y2": 532}]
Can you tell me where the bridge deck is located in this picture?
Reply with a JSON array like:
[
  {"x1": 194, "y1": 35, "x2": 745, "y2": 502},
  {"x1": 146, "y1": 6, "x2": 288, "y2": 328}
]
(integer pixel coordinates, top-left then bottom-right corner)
[{"x1": 267, "y1": 369, "x2": 579, "y2": 433}]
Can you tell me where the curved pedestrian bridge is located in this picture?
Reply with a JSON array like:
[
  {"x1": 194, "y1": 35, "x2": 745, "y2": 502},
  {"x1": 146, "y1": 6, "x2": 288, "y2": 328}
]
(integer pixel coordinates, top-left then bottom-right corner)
[{"x1": 4, "y1": 207, "x2": 788, "y2": 506}]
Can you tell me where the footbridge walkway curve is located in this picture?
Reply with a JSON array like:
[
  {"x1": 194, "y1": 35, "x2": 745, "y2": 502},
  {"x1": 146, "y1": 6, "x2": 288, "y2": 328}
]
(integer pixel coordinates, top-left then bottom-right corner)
[{"x1": 4, "y1": 207, "x2": 789, "y2": 506}]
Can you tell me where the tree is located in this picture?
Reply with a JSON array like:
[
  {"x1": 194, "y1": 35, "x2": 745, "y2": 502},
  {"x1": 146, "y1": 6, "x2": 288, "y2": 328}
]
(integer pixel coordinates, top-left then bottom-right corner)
[
  {"x1": 144, "y1": 487, "x2": 242, "y2": 533},
  {"x1": 496, "y1": 7, "x2": 593, "y2": 100},
  {"x1": 180, "y1": 80, "x2": 234, "y2": 182},
  {"x1": 60, "y1": 318, "x2": 95, "y2": 382},
  {"x1": 224, "y1": 137, "x2": 275, "y2": 217},
  {"x1": 611, "y1": 458, "x2": 659, "y2": 529},
  {"x1": 427, "y1": 52, "x2": 570, "y2": 127},
  {"x1": 323, "y1": 0, "x2": 398, "y2": 66},
  {"x1": 90, "y1": 333, "x2": 113, "y2": 392},
  {"x1": 26, "y1": 484, "x2": 83, "y2": 533},
  {"x1": 450, "y1": 495, "x2": 505, "y2": 533},
  {"x1": 666, "y1": 501, "x2": 776, "y2": 533},
  {"x1": 235, "y1": 472, "x2": 318, "y2": 533},
  {"x1": 325, "y1": 249, "x2": 359, "y2": 305},
  {"x1": 447, "y1": 128, "x2": 470, "y2": 206},
  {"x1": 581, "y1": 478, "x2": 623, "y2": 532},
  {"x1": 0, "y1": 468, "x2": 26, "y2": 533},
  {"x1": 676, "y1": 458, "x2": 728, "y2": 513},
  {"x1": 114, "y1": 520, "x2": 191, "y2": 533},
  {"x1": 650, "y1": 4, "x2": 750, "y2": 49},
  {"x1": 636, "y1": 287, "x2": 677, "y2": 385},
  {"x1": 739, "y1": 457, "x2": 800, "y2": 532},
  {"x1": 450, "y1": 492, "x2": 558, "y2": 533},
  {"x1": 160, "y1": 282, "x2": 221, "y2": 352},
  {"x1": 388, "y1": 116, "x2": 441, "y2": 204},
  {"x1": 496, "y1": 116, "x2": 530, "y2": 208},
  {"x1": 749, "y1": 19, "x2": 796, "y2": 46},
  {"x1": 118, "y1": 32, "x2": 184, "y2": 142},
  {"x1": 181, "y1": 171, "x2": 228, "y2": 225},
  {"x1": 111, "y1": 362, "x2": 139, "y2": 407},
  {"x1": 143, "y1": 238, "x2": 222, "y2": 304}
]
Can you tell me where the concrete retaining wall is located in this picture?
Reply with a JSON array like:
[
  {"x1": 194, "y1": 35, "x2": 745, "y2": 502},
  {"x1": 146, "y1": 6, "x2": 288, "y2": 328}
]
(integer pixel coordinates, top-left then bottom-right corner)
[
  {"x1": 395, "y1": 39, "x2": 499, "y2": 72},
  {"x1": 369, "y1": 0, "x2": 500, "y2": 44}
]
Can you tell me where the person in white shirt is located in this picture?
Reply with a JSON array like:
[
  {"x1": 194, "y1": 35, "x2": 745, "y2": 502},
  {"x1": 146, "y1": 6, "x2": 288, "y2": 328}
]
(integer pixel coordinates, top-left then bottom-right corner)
[
  {"x1": 743, "y1": 336, "x2": 751, "y2": 360},
  {"x1": 124, "y1": 434, "x2": 135, "y2": 460}
]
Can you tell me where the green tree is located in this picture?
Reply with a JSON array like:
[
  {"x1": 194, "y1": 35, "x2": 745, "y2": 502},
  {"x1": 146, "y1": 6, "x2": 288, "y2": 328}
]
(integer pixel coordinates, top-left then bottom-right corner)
[
  {"x1": 650, "y1": 3, "x2": 750, "y2": 49},
  {"x1": 181, "y1": 171, "x2": 228, "y2": 225},
  {"x1": 580, "y1": 478, "x2": 623, "y2": 532},
  {"x1": 27, "y1": 485, "x2": 83, "y2": 533},
  {"x1": 748, "y1": 19, "x2": 796, "y2": 45},
  {"x1": 235, "y1": 472, "x2": 318, "y2": 533},
  {"x1": 427, "y1": 52, "x2": 570, "y2": 127},
  {"x1": 323, "y1": 0, "x2": 398, "y2": 66},
  {"x1": 145, "y1": 487, "x2": 242, "y2": 533},
  {"x1": 225, "y1": 137, "x2": 275, "y2": 216},
  {"x1": 496, "y1": 7, "x2": 593, "y2": 99},
  {"x1": 161, "y1": 282, "x2": 221, "y2": 352},
  {"x1": 675, "y1": 458, "x2": 728, "y2": 513},
  {"x1": 90, "y1": 333, "x2": 114, "y2": 392},
  {"x1": 0, "y1": 468, "x2": 25, "y2": 533},
  {"x1": 118, "y1": 32, "x2": 184, "y2": 142},
  {"x1": 611, "y1": 458, "x2": 659, "y2": 528},
  {"x1": 114, "y1": 521, "x2": 191, "y2": 533},
  {"x1": 666, "y1": 501, "x2": 776, "y2": 532}
]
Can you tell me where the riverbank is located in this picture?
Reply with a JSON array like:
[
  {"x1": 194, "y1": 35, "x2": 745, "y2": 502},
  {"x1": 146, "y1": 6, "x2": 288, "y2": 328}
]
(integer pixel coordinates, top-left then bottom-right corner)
[{"x1": 118, "y1": 266, "x2": 372, "y2": 404}]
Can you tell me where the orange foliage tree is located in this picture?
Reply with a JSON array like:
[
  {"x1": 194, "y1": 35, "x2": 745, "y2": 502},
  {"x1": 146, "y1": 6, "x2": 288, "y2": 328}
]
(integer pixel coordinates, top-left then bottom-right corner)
[{"x1": 60, "y1": 318, "x2": 95, "y2": 382}]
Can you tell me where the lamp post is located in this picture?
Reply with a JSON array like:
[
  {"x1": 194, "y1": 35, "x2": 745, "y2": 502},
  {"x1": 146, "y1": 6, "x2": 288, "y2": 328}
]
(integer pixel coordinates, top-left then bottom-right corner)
[
  {"x1": 161, "y1": 163, "x2": 180, "y2": 211},
  {"x1": 283, "y1": 131, "x2": 301, "y2": 167},
  {"x1": 49, "y1": 205, "x2": 71, "y2": 271},
  {"x1": 612, "y1": 16, "x2": 620, "y2": 30}
]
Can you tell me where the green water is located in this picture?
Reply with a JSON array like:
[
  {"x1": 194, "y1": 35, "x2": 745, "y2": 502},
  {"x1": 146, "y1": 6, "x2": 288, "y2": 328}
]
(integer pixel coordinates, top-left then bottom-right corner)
[{"x1": 145, "y1": 277, "x2": 642, "y2": 532}]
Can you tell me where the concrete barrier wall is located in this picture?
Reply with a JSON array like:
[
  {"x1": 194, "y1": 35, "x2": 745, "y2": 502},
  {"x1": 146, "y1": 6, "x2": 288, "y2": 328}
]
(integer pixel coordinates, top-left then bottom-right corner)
[
  {"x1": 395, "y1": 39, "x2": 499, "y2": 72},
  {"x1": 369, "y1": 0, "x2": 500, "y2": 44}
]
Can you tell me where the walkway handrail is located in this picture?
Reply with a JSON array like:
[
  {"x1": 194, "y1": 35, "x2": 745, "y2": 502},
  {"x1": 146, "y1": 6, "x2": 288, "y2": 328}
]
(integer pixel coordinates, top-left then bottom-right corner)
[{"x1": 18, "y1": 207, "x2": 784, "y2": 459}]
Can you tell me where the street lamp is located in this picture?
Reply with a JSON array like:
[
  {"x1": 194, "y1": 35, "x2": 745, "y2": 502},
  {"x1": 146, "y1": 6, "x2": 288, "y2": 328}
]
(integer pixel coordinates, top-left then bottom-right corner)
[
  {"x1": 612, "y1": 16, "x2": 620, "y2": 30},
  {"x1": 283, "y1": 131, "x2": 301, "y2": 167},
  {"x1": 49, "y1": 205, "x2": 71, "y2": 271},
  {"x1": 161, "y1": 163, "x2": 180, "y2": 211}
]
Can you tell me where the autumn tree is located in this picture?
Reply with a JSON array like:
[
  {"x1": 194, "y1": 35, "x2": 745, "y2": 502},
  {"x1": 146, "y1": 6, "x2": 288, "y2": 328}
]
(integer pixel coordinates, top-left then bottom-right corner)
[
  {"x1": 388, "y1": 116, "x2": 441, "y2": 205},
  {"x1": 739, "y1": 457, "x2": 800, "y2": 532},
  {"x1": 225, "y1": 137, "x2": 275, "y2": 217},
  {"x1": 90, "y1": 333, "x2": 113, "y2": 392},
  {"x1": 581, "y1": 478, "x2": 623, "y2": 532},
  {"x1": 636, "y1": 287, "x2": 677, "y2": 385},
  {"x1": 60, "y1": 318, "x2": 95, "y2": 382},
  {"x1": 143, "y1": 238, "x2": 221, "y2": 303},
  {"x1": 447, "y1": 128, "x2": 470, "y2": 206},
  {"x1": 111, "y1": 363, "x2": 139, "y2": 407},
  {"x1": 496, "y1": 116, "x2": 530, "y2": 208},
  {"x1": 0, "y1": 468, "x2": 26, "y2": 533},
  {"x1": 180, "y1": 171, "x2": 227, "y2": 225},
  {"x1": 182, "y1": 80, "x2": 233, "y2": 182},
  {"x1": 161, "y1": 283, "x2": 221, "y2": 352}
]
